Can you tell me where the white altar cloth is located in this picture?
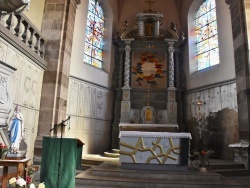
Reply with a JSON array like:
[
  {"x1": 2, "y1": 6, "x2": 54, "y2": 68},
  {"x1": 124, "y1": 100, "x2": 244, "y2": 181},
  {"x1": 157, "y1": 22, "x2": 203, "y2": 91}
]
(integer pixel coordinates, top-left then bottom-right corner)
[
  {"x1": 119, "y1": 131, "x2": 192, "y2": 139},
  {"x1": 119, "y1": 123, "x2": 179, "y2": 128}
]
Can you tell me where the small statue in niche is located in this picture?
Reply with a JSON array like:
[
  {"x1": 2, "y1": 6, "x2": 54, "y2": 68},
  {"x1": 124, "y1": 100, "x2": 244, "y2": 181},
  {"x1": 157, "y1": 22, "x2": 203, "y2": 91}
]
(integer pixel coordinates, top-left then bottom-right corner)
[
  {"x1": 145, "y1": 22, "x2": 154, "y2": 36},
  {"x1": 7, "y1": 105, "x2": 25, "y2": 153}
]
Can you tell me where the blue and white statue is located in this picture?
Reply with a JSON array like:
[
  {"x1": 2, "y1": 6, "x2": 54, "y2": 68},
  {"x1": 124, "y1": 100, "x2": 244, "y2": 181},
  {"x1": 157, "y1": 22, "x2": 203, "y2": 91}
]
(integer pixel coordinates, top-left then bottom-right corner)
[{"x1": 8, "y1": 105, "x2": 24, "y2": 153}]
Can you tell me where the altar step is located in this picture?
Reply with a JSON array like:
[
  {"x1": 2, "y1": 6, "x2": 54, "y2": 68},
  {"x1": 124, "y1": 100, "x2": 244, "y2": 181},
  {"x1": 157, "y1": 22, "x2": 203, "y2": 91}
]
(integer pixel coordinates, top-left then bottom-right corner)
[
  {"x1": 104, "y1": 149, "x2": 120, "y2": 158},
  {"x1": 76, "y1": 161, "x2": 242, "y2": 188},
  {"x1": 207, "y1": 160, "x2": 249, "y2": 176}
]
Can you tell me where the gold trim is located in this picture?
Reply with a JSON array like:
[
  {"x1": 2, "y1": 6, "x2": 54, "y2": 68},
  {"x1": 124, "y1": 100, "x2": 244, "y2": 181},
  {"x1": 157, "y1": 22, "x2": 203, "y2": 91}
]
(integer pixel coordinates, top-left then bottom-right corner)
[{"x1": 120, "y1": 137, "x2": 181, "y2": 164}]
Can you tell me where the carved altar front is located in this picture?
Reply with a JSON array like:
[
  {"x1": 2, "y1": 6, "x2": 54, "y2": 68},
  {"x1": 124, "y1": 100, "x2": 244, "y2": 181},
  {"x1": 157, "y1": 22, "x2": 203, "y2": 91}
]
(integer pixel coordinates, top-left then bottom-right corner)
[{"x1": 119, "y1": 131, "x2": 191, "y2": 171}]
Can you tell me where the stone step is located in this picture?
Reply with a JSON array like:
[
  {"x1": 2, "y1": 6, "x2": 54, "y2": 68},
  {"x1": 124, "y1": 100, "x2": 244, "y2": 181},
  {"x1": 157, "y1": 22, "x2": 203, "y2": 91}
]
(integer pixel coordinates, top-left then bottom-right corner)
[
  {"x1": 75, "y1": 161, "x2": 243, "y2": 188},
  {"x1": 76, "y1": 168, "x2": 241, "y2": 188},
  {"x1": 103, "y1": 151, "x2": 120, "y2": 158},
  {"x1": 208, "y1": 163, "x2": 245, "y2": 170},
  {"x1": 112, "y1": 149, "x2": 120, "y2": 153},
  {"x1": 91, "y1": 165, "x2": 221, "y2": 181},
  {"x1": 82, "y1": 159, "x2": 104, "y2": 166},
  {"x1": 214, "y1": 169, "x2": 249, "y2": 177}
]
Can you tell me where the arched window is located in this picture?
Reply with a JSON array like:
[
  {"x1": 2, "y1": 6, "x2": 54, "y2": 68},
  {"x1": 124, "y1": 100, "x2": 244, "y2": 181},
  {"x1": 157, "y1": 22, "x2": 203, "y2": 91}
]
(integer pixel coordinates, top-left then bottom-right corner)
[
  {"x1": 84, "y1": 0, "x2": 104, "y2": 68},
  {"x1": 195, "y1": 0, "x2": 219, "y2": 71}
]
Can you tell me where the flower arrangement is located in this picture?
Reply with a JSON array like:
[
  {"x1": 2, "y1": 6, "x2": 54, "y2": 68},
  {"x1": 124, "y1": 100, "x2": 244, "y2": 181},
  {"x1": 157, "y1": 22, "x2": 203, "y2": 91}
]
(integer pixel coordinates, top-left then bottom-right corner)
[
  {"x1": 8, "y1": 166, "x2": 45, "y2": 188},
  {"x1": 190, "y1": 148, "x2": 214, "y2": 168},
  {"x1": 8, "y1": 177, "x2": 45, "y2": 188},
  {"x1": 0, "y1": 142, "x2": 10, "y2": 159}
]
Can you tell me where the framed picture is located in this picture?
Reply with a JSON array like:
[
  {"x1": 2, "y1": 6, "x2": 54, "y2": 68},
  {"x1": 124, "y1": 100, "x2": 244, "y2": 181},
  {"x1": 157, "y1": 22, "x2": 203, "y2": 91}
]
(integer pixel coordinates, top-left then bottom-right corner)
[{"x1": 131, "y1": 51, "x2": 167, "y2": 89}]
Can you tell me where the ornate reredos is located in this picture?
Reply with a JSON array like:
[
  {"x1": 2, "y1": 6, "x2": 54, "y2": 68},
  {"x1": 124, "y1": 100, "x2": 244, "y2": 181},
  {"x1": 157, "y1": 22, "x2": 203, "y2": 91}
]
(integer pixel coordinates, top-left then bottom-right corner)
[{"x1": 116, "y1": 0, "x2": 185, "y2": 42}]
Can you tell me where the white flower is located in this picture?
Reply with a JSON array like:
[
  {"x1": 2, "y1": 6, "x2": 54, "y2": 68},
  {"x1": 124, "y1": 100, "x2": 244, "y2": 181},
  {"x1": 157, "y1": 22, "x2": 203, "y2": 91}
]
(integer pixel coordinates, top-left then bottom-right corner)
[
  {"x1": 29, "y1": 183, "x2": 36, "y2": 188},
  {"x1": 8, "y1": 177, "x2": 16, "y2": 184},
  {"x1": 16, "y1": 177, "x2": 26, "y2": 186},
  {"x1": 38, "y1": 182, "x2": 45, "y2": 188}
]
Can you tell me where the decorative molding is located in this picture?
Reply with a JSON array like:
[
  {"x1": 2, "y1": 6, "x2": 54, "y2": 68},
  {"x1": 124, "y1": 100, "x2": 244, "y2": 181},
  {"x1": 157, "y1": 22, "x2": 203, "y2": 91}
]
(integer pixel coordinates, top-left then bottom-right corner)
[
  {"x1": 0, "y1": 61, "x2": 16, "y2": 126},
  {"x1": 70, "y1": 75, "x2": 113, "y2": 91}
]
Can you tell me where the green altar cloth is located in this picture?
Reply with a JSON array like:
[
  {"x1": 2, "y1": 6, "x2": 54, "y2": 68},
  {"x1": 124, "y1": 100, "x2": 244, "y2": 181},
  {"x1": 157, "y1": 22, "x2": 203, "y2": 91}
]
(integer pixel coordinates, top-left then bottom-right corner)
[{"x1": 40, "y1": 137, "x2": 83, "y2": 188}]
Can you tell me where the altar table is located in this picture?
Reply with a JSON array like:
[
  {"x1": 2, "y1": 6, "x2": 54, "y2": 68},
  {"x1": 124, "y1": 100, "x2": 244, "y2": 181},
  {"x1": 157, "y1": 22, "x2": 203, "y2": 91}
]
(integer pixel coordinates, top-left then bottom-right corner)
[
  {"x1": 119, "y1": 123, "x2": 179, "y2": 132},
  {"x1": 119, "y1": 131, "x2": 191, "y2": 171},
  {"x1": 0, "y1": 158, "x2": 30, "y2": 188}
]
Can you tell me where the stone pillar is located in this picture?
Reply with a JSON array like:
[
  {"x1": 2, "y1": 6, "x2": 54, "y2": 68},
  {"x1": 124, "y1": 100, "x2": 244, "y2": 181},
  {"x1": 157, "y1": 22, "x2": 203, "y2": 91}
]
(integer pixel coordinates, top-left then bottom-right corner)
[
  {"x1": 155, "y1": 19, "x2": 160, "y2": 37},
  {"x1": 225, "y1": 0, "x2": 250, "y2": 169},
  {"x1": 120, "y1": 39, "x2": 134, "y2": 123},
  {"x1": 38, "y1": 0, "x2": 81, "y2": 136},
  {"x1": 174, "y1": 46, "x2": 184, "y2": 131},
  {"x1": 111, "y1": 42, "x2": 125, "y2": 149},
  {"x1": 138, "y1": 17, "x2": 145, "y2": 37},
  {"x1": 167, "y1": 42, "x2": 177, "y2": 124}
]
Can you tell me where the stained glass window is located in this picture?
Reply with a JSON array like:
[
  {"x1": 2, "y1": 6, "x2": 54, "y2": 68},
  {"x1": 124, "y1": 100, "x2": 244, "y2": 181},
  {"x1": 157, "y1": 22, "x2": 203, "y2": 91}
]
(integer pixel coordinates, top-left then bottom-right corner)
[
  {"x1": 195, "y1": 0, "x2": 219, "y2": 71},
  {"x1": 84, "y1": 0, "x2": 104, "y2": 68}
]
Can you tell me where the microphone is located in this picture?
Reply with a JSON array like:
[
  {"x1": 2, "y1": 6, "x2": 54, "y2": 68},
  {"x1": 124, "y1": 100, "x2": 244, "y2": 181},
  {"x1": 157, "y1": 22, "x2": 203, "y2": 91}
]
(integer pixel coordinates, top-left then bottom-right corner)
[
  {"x1": 68, "y1": 116, "x2": 71, "y2": 130},
  {"x1": 50, "y1": 124, "x2": 57, "y2": 132}
]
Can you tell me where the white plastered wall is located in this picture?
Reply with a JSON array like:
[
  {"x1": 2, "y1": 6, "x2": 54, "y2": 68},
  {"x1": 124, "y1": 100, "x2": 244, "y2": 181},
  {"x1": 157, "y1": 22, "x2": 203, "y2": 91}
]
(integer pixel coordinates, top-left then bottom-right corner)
[{"x1": 70, "y1": 0, "x2": 114, "y2": 88}]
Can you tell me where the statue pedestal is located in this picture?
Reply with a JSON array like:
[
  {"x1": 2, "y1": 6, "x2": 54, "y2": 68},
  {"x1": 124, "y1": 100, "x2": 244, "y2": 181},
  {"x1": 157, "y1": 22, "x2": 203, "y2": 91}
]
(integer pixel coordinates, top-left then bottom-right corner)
[{"x1": 6, "y1": 151, "x2": 27, "y2": 160}]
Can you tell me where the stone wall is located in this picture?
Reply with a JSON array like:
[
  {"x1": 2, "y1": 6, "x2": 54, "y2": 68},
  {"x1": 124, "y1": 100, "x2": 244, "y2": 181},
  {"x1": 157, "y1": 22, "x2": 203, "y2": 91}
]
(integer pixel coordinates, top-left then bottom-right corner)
[{"x1": 185, "y1": 82, "x2": 238, "y2": 160}]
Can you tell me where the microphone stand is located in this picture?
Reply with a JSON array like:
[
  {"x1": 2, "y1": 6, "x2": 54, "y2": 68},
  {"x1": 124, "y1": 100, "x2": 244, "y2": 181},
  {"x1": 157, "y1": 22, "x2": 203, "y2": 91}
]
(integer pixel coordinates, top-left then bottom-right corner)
[{"x1": 50, "y1": 116, "x2": 70, "y2": 188}]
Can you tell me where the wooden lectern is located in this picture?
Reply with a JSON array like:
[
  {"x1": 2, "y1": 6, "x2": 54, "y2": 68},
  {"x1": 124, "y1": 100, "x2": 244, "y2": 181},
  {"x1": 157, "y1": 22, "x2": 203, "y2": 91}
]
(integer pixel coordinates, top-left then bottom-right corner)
[{"x1": 40, "y1": 137, "x2": 84, "y2": 188}]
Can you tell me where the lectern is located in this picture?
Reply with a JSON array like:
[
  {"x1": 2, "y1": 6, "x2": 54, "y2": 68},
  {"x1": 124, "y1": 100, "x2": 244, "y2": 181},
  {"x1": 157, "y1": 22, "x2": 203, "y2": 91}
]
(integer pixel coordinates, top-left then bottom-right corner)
[{"x1": 40, "y1": 137, "x2": 84, "y2": 188}]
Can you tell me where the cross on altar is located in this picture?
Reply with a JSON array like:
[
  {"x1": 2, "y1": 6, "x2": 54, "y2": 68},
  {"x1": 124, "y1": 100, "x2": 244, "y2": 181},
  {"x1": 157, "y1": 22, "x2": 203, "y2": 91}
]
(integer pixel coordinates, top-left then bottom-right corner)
[{"x1": 145, "y1": 0, "x2": 155, "y2": 10}]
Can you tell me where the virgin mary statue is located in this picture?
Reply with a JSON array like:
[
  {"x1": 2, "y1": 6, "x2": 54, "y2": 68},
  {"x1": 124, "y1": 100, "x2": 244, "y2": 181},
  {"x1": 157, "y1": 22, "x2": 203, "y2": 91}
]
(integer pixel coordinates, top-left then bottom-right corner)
[{"x1": 8, "y1": 105, "x2": 24, "y2": 152}]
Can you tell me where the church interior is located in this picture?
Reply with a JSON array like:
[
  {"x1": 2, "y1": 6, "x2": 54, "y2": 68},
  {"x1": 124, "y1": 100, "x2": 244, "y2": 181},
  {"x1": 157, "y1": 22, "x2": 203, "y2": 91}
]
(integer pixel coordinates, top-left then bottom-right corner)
[{"x1": 1, "y1": 0, "x2": 250, "y2": 187}]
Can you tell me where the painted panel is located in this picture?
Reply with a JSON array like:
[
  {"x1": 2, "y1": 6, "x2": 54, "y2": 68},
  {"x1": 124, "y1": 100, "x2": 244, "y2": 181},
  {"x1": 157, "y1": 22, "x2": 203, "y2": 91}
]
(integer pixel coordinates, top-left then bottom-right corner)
[{"x1": 131, "y1": 51, "x2": 167, "y2": 89}]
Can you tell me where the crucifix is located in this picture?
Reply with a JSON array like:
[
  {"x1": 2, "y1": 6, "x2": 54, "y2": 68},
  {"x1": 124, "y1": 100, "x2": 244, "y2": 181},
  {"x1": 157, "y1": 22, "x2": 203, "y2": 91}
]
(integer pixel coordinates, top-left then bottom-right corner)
[
  {"x1": 193, "y1": 96, "x2": 205, "y2": 111},
  {"x1": 145, "y1": 0, "x2": 155, "y2": 10},
  {"x1": 193, "y1": 97, "x2": 206, "y2": 150}
]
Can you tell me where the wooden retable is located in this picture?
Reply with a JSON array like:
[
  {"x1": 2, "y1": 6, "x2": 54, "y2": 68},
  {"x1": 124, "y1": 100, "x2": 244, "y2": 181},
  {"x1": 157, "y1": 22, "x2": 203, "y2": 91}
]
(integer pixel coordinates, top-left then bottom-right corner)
[{"x1": 0, "y1": 158, "x2": 30, "y2": 188}]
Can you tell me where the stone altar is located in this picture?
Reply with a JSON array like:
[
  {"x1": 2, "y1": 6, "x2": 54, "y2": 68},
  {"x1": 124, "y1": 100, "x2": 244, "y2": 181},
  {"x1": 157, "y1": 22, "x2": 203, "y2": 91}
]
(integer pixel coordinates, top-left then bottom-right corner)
[{"x1": 119, "y1": 131, "x2": 191, "y2": 171}]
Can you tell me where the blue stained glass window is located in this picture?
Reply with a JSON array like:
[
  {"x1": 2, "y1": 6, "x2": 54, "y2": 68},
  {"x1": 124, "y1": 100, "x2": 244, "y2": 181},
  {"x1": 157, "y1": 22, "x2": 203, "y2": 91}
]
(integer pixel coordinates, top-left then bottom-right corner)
[
  {"x1": 84, "y1": 0, "x2": 104, "y2": 68},
  {"x1": 196, "y1": 0, "x2": 219, "y2": 71}
]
